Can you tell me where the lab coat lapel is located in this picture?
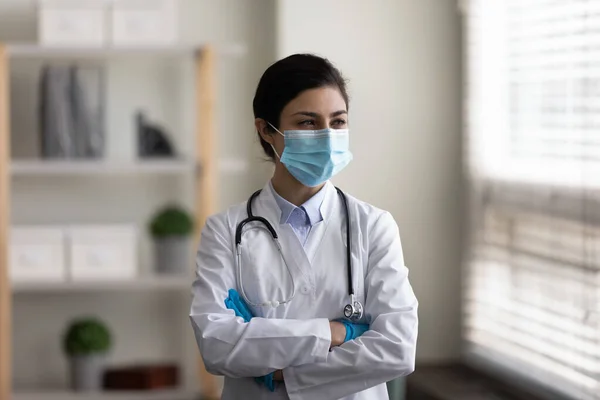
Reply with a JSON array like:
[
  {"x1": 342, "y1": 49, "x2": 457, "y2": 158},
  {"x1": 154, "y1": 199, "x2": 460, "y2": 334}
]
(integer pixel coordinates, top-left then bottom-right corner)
[
  {"x1": 252, "y1": 183, "x2": 313, "y2": 284},
  {"x1": 304, "y1": 182, "x2": 337, "y2": 262},
  {"x1": 251, "y1": 182, "x2": 281, "y2": 227}
]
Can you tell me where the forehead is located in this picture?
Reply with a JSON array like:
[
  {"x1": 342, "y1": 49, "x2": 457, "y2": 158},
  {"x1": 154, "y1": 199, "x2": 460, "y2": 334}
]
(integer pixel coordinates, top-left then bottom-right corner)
[{"x1": 282, "y1": 87, "x2": 347, "y2": 116}]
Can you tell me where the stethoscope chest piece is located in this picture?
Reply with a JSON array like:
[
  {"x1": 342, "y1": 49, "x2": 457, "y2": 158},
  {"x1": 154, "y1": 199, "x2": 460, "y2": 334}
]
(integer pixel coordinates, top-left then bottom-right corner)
[{"x1": 343, "y1": 294, "x2": 364, "y2": 321}]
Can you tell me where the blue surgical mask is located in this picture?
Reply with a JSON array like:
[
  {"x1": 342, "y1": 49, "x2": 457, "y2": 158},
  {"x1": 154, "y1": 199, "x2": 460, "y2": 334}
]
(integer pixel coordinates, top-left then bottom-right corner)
[{"x1": 268, "y1": 123, "x2": 353, "y2": 187}]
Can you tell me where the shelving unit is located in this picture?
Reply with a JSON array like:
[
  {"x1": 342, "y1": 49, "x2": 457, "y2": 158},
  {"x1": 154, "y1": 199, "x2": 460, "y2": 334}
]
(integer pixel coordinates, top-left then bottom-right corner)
[{"x1": 0, "y1": 42, "x2": 224, "y2": 400}]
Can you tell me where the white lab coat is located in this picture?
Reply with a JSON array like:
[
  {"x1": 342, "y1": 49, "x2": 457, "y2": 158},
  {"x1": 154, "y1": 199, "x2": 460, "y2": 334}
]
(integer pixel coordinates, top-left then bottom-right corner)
[{"x1": 189, "y1": 181, "x2": 418, "y2": 400}]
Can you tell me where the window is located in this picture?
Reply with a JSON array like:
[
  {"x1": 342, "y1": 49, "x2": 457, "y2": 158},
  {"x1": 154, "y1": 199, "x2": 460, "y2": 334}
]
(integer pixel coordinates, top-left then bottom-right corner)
[{"x1": 461, "y1": 1, "x2": 600, "y2": 399}]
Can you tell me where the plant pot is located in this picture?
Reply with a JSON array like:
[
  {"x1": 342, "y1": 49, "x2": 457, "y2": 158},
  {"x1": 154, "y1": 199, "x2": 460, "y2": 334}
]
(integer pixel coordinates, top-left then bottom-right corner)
[
  {"x1": 154, "y1": 236, "x2": 191, "y2": 275},
  {"x1": 69, "y1": 354, "x2": 106, "y2": 392}
]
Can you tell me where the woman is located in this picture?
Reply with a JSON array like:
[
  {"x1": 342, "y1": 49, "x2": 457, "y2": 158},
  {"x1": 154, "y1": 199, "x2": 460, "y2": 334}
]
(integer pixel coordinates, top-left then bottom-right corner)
[{"x1": 189, "y1": 54, "x2": 418, "y2": 400}]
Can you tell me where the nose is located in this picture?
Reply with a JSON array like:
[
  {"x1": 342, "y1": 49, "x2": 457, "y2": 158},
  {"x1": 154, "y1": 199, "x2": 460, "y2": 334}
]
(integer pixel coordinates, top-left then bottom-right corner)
[{"x1": 316, "y1": 119, "x2": 332, "y2": 130}]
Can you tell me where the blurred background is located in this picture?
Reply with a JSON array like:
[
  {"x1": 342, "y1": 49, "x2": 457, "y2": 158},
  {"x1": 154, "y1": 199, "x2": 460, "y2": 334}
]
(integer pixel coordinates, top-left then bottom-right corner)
[{"x1": 0, "y1": 0, "x2": 598, "y2": 400}]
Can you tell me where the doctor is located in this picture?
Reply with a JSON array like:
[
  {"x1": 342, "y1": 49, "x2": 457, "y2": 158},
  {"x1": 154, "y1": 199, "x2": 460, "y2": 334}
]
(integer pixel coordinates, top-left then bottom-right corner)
[{"x1": 189, "y1": 53, "x2": 418, "y2": 400}]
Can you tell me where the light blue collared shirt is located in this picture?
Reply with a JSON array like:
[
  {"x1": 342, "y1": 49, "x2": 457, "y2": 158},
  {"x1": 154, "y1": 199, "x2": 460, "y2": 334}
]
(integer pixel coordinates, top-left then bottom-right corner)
[{"x1": 269, "y1": 181, "x2": 326, "y2": 246}]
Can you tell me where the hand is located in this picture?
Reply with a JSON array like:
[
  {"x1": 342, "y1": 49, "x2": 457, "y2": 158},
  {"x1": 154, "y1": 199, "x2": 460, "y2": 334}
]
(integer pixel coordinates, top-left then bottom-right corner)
[
  {"x1": 273, "y1": 370, "x2": 284, "y2": 382},
  {"x1": 329, "y1": 321, "x2": 347, "y2": 348},
  {"x1": 337, "y1": 320, "x2": 369, "y2": 342}
]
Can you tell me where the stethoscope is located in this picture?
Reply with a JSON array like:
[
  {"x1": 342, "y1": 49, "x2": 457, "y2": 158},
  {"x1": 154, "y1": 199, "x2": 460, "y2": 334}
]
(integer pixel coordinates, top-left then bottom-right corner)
[{"x1": 234, "y1": 187, "x2": 364, "y2": 322}]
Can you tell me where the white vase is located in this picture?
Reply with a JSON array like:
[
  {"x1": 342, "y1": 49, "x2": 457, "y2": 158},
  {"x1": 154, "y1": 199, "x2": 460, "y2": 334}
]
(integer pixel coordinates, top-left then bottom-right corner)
[
  {"x1": 69, "y1": 354, "x2": 105, "y2": 392},
  {"x1": 154, "y1": 236, "x2": 191, "y2": 275}
]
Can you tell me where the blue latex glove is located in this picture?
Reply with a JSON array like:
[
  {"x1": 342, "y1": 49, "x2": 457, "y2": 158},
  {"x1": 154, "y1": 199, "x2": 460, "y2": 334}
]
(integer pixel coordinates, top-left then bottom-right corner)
[
  {"x1": 224, "y1": 289, "x2": 254, "y2": 323},
  {"x1": 337, "y1": 320, "x2": 370, "y2": 342},
  {"x1": 224, "y1": 289, "x2": 276, "y2": 392},
  {"x1": 253, "y1": 372, "x2": 275, "y2": 392}
]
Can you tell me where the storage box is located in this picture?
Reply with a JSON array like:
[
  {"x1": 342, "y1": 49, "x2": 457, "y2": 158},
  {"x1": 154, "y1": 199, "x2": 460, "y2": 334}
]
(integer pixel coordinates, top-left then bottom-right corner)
[
  {"x1": 9, "y1": 226, "x2": 67, "y2": 283},
  {"x1": 110, "y1": 0, "x2": 178, "y2": 46},
  {"x1": 38, "y1": 0, "x2": 108, "y2": 47},
  {"x1": 103, "y1": 364, "x2": 179, "y2": 391},
  {"x1": 67, "y1": 225, "x2": 137, "y2": 281}
]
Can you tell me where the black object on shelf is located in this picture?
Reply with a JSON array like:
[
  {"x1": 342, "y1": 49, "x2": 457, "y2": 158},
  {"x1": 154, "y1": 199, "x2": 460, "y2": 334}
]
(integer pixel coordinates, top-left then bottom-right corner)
[{"x1": 137, "y1": 111, "x2": 176, "y2": 158}]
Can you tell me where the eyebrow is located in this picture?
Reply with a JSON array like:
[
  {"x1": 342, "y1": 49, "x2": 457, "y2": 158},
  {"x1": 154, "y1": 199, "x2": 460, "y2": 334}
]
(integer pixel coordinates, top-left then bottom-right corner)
[{"x1": 292, "y1": 110, "x2": 348, "y2": 117}]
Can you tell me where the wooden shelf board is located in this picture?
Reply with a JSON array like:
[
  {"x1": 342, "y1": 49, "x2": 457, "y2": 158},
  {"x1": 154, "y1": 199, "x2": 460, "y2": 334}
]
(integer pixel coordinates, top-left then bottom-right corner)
[
  {"x1": 11, "y1": 276, "x2": 192, "y2": 294},
  {"x1": 10, "y1": 159, "x2": 196, "y2": 176},
  {"x1": 6, "y1": 43, "x2": 247, "y2": 59},
  {"x1": 7, "y1": 44, "x2": 202, "y2": 59},
  {"x1": 10, "y1": 158, "x2": 249, "y2": 176},
  {"x1": 13, "y1": 389, "x2": 198, "y2": 400}
]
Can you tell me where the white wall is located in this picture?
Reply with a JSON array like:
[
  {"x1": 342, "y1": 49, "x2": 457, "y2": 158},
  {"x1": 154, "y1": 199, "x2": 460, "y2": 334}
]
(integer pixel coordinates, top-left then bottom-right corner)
[
  {"x1": 1, "y1": 0, "x2": 277, "y2": 391},
  {"x1": 277, "y1": 0, "x2": 464, "y2": 362}
]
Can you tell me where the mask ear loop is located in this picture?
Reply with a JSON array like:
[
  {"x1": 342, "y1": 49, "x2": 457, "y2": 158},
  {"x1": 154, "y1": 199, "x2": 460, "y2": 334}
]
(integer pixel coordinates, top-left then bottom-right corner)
[
  {"x1": 270, "y1": 145, "x2": 281, "y2": 160},
  {"x1": 266, "y1": 122, "x2": 284, "y2": 160}
]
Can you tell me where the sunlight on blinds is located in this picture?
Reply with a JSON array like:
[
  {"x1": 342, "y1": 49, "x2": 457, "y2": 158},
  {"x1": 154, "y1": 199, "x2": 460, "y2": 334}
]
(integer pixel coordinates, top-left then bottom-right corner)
[
  {"x1": 462, "y1": 1, "x2": 600, "y2": 399},
  {"x1": 465, "y1": 0, "x2": 600, "y2": 188}
]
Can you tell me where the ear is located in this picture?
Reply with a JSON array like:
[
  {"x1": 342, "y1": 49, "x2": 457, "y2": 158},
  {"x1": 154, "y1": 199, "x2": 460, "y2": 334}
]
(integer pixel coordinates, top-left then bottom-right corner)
[{"x1": 255, "y1": 118, "x2": 274, "y2": 145}]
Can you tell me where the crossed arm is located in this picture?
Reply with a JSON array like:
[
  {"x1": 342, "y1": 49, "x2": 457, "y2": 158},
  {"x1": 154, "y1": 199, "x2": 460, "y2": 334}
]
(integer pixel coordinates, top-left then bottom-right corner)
[
  {"x1": 222, "y1": 287, "x2": 356, "y2": 391},
  {"x1": 189, "y1": 212, "x2": 418, "y2": 400}
]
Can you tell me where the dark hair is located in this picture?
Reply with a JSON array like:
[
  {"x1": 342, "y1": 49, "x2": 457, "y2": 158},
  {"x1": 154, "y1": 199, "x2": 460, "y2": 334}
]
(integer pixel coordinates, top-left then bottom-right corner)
[{"x1": 253, "y1": 53, "x2": 349, "y2": 160}]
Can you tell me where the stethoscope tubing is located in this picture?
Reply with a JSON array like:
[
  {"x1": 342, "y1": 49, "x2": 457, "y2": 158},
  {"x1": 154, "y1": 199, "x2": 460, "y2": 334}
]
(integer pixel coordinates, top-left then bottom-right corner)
[
  {"x1": 236, "y1": 229, "x2": 296, "y2": 308},
  {"x1": 234, "y1": 187, "x2": 354, "y2": 309}
]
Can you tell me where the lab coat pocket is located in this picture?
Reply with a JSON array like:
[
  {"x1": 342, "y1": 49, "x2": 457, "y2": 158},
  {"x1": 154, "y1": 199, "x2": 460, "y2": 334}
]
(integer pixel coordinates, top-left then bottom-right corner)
[{"x1": 237, "y1": 224, "x2": 294, "y2": 318}]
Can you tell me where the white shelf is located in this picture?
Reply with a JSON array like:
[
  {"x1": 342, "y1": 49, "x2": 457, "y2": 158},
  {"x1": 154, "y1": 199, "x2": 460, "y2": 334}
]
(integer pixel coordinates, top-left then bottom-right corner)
[
  {"x1": 12, "y1": 276, "x2": 191, "y2": 294},
  {"x1": 6, "y1": 43, "x2": 247, "y2": 59},
  {"x1": 10, "y1": 159, "x2": 196, "y2": 176},
  {"x1": 13, "y1": 389, "x2": 197, "y2": 400},
  {"x1": 10, "y1": 158, "x2": 250, "y2": 176}
]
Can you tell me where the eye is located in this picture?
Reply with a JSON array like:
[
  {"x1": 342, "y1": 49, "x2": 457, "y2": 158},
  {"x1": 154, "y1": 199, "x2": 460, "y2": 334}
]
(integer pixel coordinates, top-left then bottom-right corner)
[
  {"x1": 332, "y1": 118, "x2": 347, "y2": 127},
  {"x1": 298, "y1": 119, "x2": 316, "y2": 127}
]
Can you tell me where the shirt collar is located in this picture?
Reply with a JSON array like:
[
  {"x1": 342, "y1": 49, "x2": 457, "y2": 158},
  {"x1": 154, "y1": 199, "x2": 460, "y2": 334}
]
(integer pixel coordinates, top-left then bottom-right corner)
[{"x1": 269, "y1": 181, "x2": 326, "y2": 225}]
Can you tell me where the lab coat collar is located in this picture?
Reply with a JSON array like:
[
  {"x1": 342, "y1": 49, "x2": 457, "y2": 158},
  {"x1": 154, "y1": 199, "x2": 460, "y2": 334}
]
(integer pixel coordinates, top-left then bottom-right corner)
[
  {"x1": 259, "y1": 180, "x2": 337, "y2": 225},
  {"x1": 253, "y1": 180, "x2": 338, "y2": 282},
  {"x1": 269, "y1": 181, "x2": 326, "y2": 226},
  {"x1": 318, "y1": 181, "x2": 336, "y2": 221}
]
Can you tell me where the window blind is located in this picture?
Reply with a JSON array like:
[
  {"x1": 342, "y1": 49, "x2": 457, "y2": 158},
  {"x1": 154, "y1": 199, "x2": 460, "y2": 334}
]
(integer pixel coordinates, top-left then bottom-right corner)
[{"x1": 461, "y1": 1, "x2": 600, "y2": 399}]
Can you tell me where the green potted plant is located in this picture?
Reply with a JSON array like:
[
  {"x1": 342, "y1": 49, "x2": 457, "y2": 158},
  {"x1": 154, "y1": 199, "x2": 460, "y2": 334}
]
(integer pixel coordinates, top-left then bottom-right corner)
[
  {"x1": 62, "y1": 317, "x2": 112, "y2": 392},
  {"x1": 149, "y1": 205, "x2": 194, "y2": 275}
]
